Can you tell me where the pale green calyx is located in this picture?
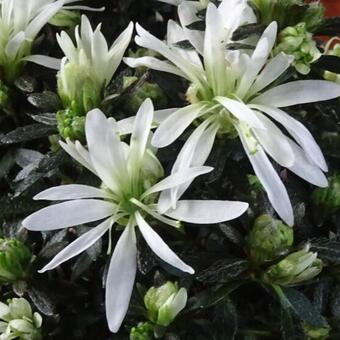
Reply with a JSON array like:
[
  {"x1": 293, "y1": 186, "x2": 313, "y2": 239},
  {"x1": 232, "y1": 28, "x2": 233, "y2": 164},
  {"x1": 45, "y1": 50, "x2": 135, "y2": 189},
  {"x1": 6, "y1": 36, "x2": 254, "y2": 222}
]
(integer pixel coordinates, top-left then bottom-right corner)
[
  {"x1": 0, "y1": 239, "x2": 32, "y2": 284},
  {"x1": 263, "y1": 244, "x2": 323, "y2": 286},
  {"x1": 129, "y1": 322, "x2": 153, "y2": 340},
  {"x1": 246, "y1": 214, "x2": 293, "y2": 264},
  {"x1": 274, "y1": 22, "x2": 321, "y2": 75},
  {"x1": 144, "y1": 282, "x2": 188, "y2": 327},
  {"x1": 0, "y1": 298, "x2": 42, "y2": 340}
]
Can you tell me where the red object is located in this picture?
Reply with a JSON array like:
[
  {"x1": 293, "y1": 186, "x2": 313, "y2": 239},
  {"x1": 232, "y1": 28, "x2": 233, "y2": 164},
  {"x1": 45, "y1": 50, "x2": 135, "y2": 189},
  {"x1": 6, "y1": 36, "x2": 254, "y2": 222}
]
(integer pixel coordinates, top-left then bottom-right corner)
[{"x1": 321, "y1": 0, "x2": 340, "y2": 17}]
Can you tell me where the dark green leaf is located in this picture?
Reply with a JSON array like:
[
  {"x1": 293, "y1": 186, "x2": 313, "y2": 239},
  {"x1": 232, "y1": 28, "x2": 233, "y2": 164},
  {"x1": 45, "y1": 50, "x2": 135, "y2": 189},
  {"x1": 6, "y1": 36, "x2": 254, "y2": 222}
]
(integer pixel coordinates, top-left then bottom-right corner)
[
  {"x1": 0, "y1": 149, "x2": 16, "y2": 179},
  {"x1": 310, "y1": 238, "x2": 340, "y2": 264},
  {"x1": 173, "y1": 40, "x2": 195, "y2": 50},
  {"x1": 27, "y1": 284, "x2": 57, "y2": 316},
  {"x1": 232, "y1": 23, "x2": 265, "y2": 41},
  {"x1": 27, "y1": 91, "x2": 61, "y2": 111},
  {"x1": 219, "y1": 224, "x2": 244, "y2": 247},
  {"x1": 28, "y1": 112, "x2": 57, "y2": 126},
  {"x1": 186, "y1": 20, "x2": 205, "y2": 31},
  {"x1": 14, "y1": 149, "x2": 67, "y2": 195},
  {"x1": 0, "y1": 124, "x2": 57, "y2": 145},
  {"x1": 315, "y1": 17, "x2": 340, "y2": 36},
  {"x1": 226, "y1": 43, "x2": 255, "y2": 50},
  {"x1": 314, "y1": 55, "x2": 340, "y2": 73},
  {"x1": 14, "y1": 76, "x2": 37, "y2": 93},
  {"x1": 213, "y1": 297, "x2": 238, "y2": 340},
  {"x1": 197, "y1": 259, "x2": 248, "y2": 283},
  {"x1": 189, "y1": 283, "x2": 241, "y2": 310},
  {"x1": 280, "y1": 308, "x2": 304, "y2": 340},
  {"x1": 281, "y1": 287, "x2": 328, "y2": 328}
]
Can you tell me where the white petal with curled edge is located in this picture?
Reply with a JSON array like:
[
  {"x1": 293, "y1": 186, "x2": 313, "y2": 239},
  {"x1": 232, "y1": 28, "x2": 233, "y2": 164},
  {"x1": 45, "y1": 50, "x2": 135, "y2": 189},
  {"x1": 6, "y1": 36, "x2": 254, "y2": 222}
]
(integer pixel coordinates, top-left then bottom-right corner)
[
  {"x1": 39, "y1": 218, "x2": 112, "y2": 273},
  {"x1": 252, "y1": 80, "x2": 340, "y2": 107},
  {"x1": 252, "y1": 111, "x2": 294, "y2": 167},
  {"x1": 165, "y1": 200, "x2": 249, "y2": 224},
  {"x1": 135, "y1": 211, "x2": 194, "y2": 274},
  {"x1": 144, "y1": 166, "x2": 213, "y2": 198},
  {"x1": 23, "y1": 55, "x2": 62, "y2": 70},
  {"x1": 106, "y1": 224, "x2": 137, "y2": 333},
  {"x1": 251, "y1": 105, "x2": 328, "y2": 172},
  {"x1": 152, "y1": 104, "x2": 207, "y2": 148},
  {"x1": 22, "y1": 199, "x2": 116, "y2": 231},
  {"x1": 237, "y1": 126, "x2": 294, "y2": 226},
  {"x1": 34, "y1": 185, "x2": 111, "y2": 201}
]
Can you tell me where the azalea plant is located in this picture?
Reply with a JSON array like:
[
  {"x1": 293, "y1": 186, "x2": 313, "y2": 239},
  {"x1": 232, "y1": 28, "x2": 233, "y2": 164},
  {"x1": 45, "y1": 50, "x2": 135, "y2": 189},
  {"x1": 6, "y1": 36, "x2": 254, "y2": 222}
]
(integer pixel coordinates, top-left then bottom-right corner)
[{"x1": 0, "y1": 0, "x2": 338, "y2": 339}]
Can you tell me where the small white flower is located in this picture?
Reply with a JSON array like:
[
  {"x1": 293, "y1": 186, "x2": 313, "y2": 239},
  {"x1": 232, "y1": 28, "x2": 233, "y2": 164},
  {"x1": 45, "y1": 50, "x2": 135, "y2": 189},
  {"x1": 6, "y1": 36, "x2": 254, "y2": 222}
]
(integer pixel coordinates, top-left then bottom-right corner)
[
  {"x1": 0, "y1": 0, "x2": 97, "y2": 82},
  {"x1": 28, "y1": 15, "x2": 133, "y2": 114},
  {"x1": 124, "y1": 1, "x2": 340, "y2": 226},
  {"x1": 22, "y1": 99, "x2": 248, "y2": 333}
]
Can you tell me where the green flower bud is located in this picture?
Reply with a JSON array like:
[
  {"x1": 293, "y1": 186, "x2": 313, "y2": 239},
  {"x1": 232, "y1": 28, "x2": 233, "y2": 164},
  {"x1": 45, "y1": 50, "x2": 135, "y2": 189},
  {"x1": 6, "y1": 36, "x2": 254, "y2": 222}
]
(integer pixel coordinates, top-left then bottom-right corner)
[
  {"x1": 302, "y1": 2, "x2": 324, "y2": 32},
  {"x1": 312, "y1": 174, "x2": 340, "y2": 215},
  {"x1": 144, "y1": 282, "x2": 187, "y2": 327},
  {"x1": 246, "y1": 215, "x2": 293, "y2": 264},
  {"x1": 48, "y1": 10, "x2": 81, "y2": 28},
  {"x1": 274, "y1": 22, "x2": 321, "y2": 75},
  {"x1": 57, "y1": 62, "x2": 104, "y2": 116},
  {"x1": 0, "y1": 239, "x2": 31, "y2": 283},
  {"x1": 129, "y1": 322, "x2": 154, "y2": 340},
  {"x1": 57, "y1": 109, "x2": 85, "y2": 141},
  {"x1": 263, "y1": 245, "x2": 323, "y2": 286},
  {"x1": 302, "y1": 322, "x2": 330, "y2": 340},
  {"x1": 324, "y1": 43, "x2": 340, "y2": 84},
  {"x1": 0, "y1": 298, "x2": 42, "y2": 340},
  {"x1": 122, "y1": 76, "x2": 167, "y2": 114}
]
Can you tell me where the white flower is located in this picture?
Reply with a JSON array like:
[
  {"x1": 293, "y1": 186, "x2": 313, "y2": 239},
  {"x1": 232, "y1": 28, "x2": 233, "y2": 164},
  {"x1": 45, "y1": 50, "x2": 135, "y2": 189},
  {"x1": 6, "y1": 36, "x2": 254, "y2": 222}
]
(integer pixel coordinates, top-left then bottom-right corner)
[
  {"x1": 124, "y1": 2, "x2": 340, "y2": 226},
  {"x1": 0, "y1": 0, "x2": 97, "y2": 82},
  {"x1": 22, "y1": 99, "x2": 248, "y2": 333},
  {"x1": 28, "y1": 15, "x2": 133, "y2": 115}
]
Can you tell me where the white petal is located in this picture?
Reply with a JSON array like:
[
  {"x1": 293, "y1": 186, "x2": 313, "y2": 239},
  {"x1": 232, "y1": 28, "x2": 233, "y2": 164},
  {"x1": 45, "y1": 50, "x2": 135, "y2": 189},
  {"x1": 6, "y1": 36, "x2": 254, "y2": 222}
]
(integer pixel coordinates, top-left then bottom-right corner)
[
  {"x1": 128, "y1": 99, "x2": 154, "y2": 167},
  {"x1": 287, "y1": 140, "x2": 328, "y2": 187},
  {"x1": 250, "y1": 105, "x2": 328, "y2": 171},
  {"x1": 124, "y1": 56, "x2": 187, "y2": 78},
  {"x1": 215, "y1": 97, "x2": 264, "y2": 129},
  {"x1": 5, "y1": 32, "x2": 25, "y2": 58},
  {"x1": 165, "y1": 200, "x2": 249, "y2": 223},
  {"x1": 237, "y1": 127, "x2": 294, "y2": 226},
  {"x1": 107, "y1": 22, "x2": 134, "y2": 81},
  {"x1": 59, "y1": 139, "x2": 96, "y2": 174},
  {"x1": 159, "y1": 122, "x2": 218, "y2": 213},
  {"x1": 34, "y1": 185, "x2": 111, "y2": 201},
  {"x1": 152, "y1": 104, "x2": 207, "y2": 148},
  {"x1": 178, "y1": 2, "x2": 204, "y2": 54},
  {"x1": 203, "y1": 3, "x2": 227, "y2": 95},
  {"x1": 23, "y1": 55, "x2": 62, "y2": 70},
  {"x1": 106, "y1": 224, "x2": 137, "y2": 333},
  {"x1": 57, "y1": 31, "x2": 77, "y2": 61},
  {"x1": 25, "y1": 0, "x2": 64, "y2": 40},
  {"x1": 117, "y1": 108, "x2": 177, "y2": 135},
  {"x1": 252, "y1": 111, "x2": 294, "y2": 167},
  {"x1": 236, "y1": 22, "x2": 278, "y2": 98},
  {"x1": 252, "y1": 80, "x2": 340, "y2": 107},
  {"x1": 23, "y1": 199, "x2": 116, "y2": 231},
  {"x1": 144, "y1": 166, "x2": 213, "y2": 197},
  {"x1": 39, "y1": 218, "x2": 112, "y2": 273},
  {"x1": 86, "y1": 109, "x2": 126, "y2": 191},
  {"x1": 135, "y1": 211, "x2": 194, "y2": 274},
  {"x1": 249, "y1": 53, "x2": 294, "y2": 96}
]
